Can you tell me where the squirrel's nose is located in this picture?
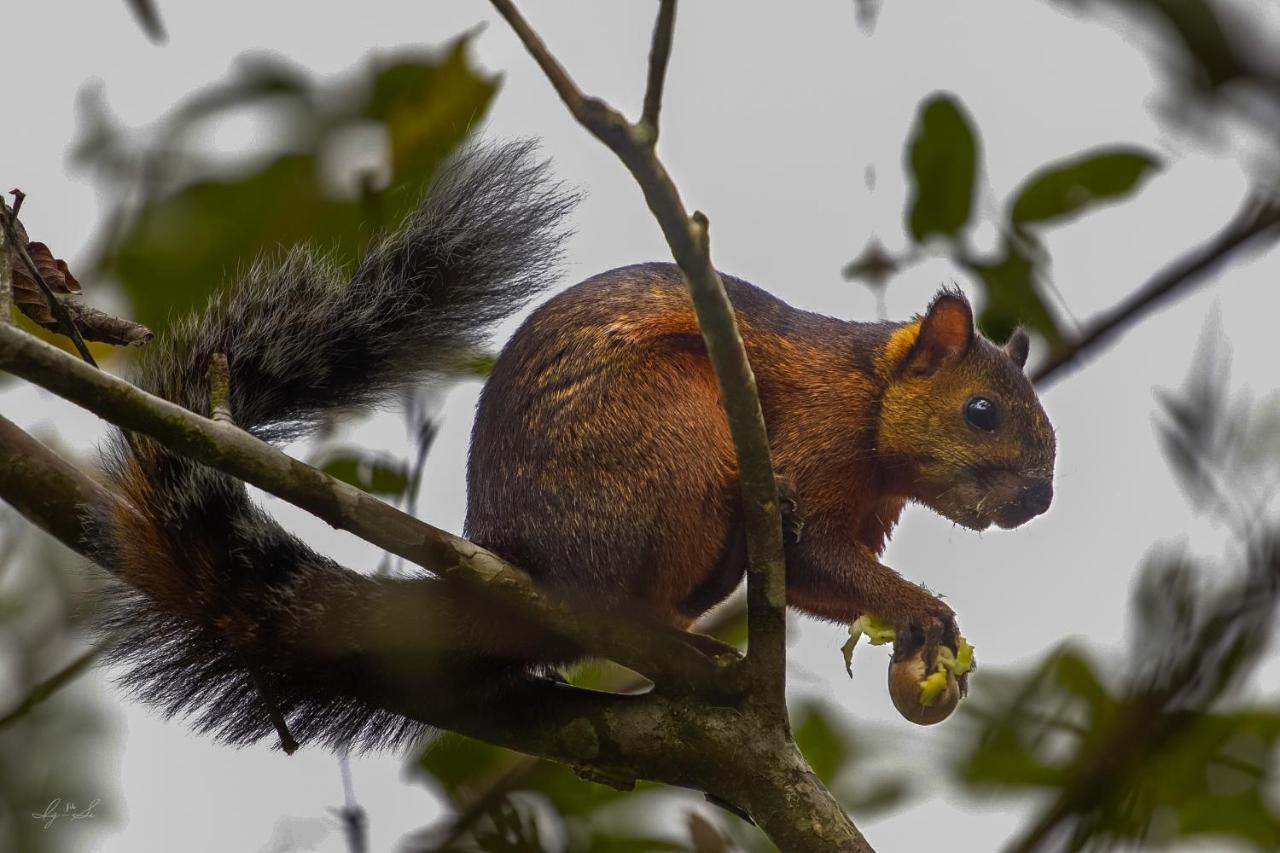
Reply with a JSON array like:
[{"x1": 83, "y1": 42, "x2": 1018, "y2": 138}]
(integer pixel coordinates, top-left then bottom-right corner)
[{"x1": 1019, "y1": 480, "x2": 1053, "y2": 517}]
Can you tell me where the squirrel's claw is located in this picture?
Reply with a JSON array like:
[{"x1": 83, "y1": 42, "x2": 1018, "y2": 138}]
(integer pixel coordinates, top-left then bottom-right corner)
[{"x1": 776, "y1": 476, "x2": 805, "y2": 544}]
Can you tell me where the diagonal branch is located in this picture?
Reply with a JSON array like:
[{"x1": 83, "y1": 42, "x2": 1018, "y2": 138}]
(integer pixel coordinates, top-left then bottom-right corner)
[
  {"x1": 489, "y1": 0, "x2": 788, "y2": 710},
  {"x1": 0, "y1": 324, "x2": 741, "y2": 697},
  {"x1": 1033, "y1": 192, "x2": 1280, "y2": 387},
  {"x1": 0, "y1": 424, "x2": 698, "y2": 779},
  {"x1": 0, "y1": 408, "x2": 868, "y2": 851},
  {"x1": 0, "y1": 640, "x2": 112, "y2": 730}
]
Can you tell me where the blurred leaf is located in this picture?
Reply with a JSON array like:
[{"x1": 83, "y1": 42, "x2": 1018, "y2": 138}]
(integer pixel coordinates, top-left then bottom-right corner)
[
  {"x1": 954, "y1": 624, "x2": 1280, "y2": 850},
  {"x1": 963, "y1": 238, "x2": 1063, "y2": 347},
  {"x1": 1111, "y1": 0, "x2": 1245, "y2": 92},
  {"x1": 955, "y1": 647, "x2": 1097, "y2": 790},
  {"x1": 109, "y1": 154, "x2": 364, "y2": 334},
  {"x1": 414, "y1": 733, "x2": 646, "y2": 828},
  {"x1": 790, "y1": 699, "x2": 910, "y2": 816},
  {"x1": 82, "y1": 36, "x2": 497, "y2": 336},
  {"x1": 836, "y1": 778, "x2": 910, "y2": 817},
  {"x1": 364, "y1": 40, "x2": 500, "y2": 224},
  {"x1": 1053, "y1": 649, "x2": 1112, "y2": 712},
  {"x1": 584, "y1": 834, "x2": 685, "y2": 853},
  {"x1": 906, "y1": 93, "x2": 978, "y2": 242},
  {"x1": 0, "y1": 510, "x2": 120, "y2": 853},
  {"x1": 458, "y1": 351, "x2": 497, "y2": 378},
  {"x1": 124, "y1": 0, "x2": 166, "y2": 43},
  {"x1": 1129, "y1": 552, "x2": 1199, "y2": 663},
  {"x1": 416, "y1": 732, "x2": 511, "y2": 801},
  {"x1": 792, "y1": 701, "x2": 853, "y2": 785},
  {"x1": 464, "y1": 799, "x2": 547, "y2": 852},
  {"x1": 526, "y1": 763, "x2": 646, "y2": 818},
  {"x1": 842, "y1": 238, "x2": 899, "y2": 288},
  {"x1": 1153, "y1": 315, "x2": 1236, "y2": 509},
  {"x1": 687, "y1": 811, "x2": 731, "y2": 853},
  {"x1": 1010, "y1": 148, "x2": 1159, "y2": 227},
  {"x1": 315, "y1": 448, "x2": 411, "y2": 498}
]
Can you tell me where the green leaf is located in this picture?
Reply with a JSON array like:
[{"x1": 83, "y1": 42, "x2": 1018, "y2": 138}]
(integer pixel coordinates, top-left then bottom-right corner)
[
  {"x1": 1010, "y1": 148, "x2": 1159, "y2": 227},
  {"x1": 792, "y1": 700, "x2": 855, "y2": 785},
  {"x1": 414, "y1": 732, "x2": 511, "y2": 801},
  {"x1": 109, "y1": 155, "x2": 365, "y2": 334},
  {"x1": 963, "y1": 238, "x2": 1063, "y2": 348},
  {"x1": 906, "y1": 93, "x2": 979, "y2": 242},
  {"x1": 83, "y1": 36, "x2": 497, "y2": 336},
  {"x1": 459, "y1": 351, "x2": 497, "y2": 378},
  {"x1": 364, "y1": 40, "x2": 500, "y2": 224},
  {"x1": 524, "y1": 763, "x2": 648, "y2": 817},
  {"x1": 316, "y1": 448, "x2": 411, "y2": 498}
]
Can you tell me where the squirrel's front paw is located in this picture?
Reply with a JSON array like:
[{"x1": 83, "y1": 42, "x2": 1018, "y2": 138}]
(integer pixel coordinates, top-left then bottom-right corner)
[
  {"x1": 775, "y1": 476, "x2": 804, "y2": 544},
  {"x1": 892, "y1": 593, "x2": 970, "y2": 692}
]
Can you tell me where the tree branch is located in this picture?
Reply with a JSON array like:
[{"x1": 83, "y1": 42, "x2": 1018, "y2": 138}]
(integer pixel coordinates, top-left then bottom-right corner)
[
  {"x1": 0, "y1": 324, "x2": 740, "y2": 697},
  {"x1": 0, "y1": 414, "x2": 118, "y2": 556},
  {"x1": 641, "y1": 0, "x2": 677, "y2": 141},
  {"x1": 0, "y1": 640, "x2": 111, "y2": 730},
  {"x1": 489, "y1": 0, "x2": 788, "y2": 711},
  {"x1": 1033, "y1": 192, "x2": 1280, "y2": 387},
  {"x1": 0, "y1": 407, "x2": 867, "y2": 850},
  {"x1": 427, "y1": 596, "x2": 749, "y2": 849}
]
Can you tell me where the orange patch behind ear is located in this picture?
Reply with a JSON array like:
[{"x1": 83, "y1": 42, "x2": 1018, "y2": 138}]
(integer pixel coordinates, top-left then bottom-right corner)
[{"x1": 901, "y1": 289, "x2": 974, "y2": 376}]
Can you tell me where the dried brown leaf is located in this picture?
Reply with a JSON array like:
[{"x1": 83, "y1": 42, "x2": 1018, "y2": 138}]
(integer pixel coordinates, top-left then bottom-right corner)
[{"x1": 6, "y1": 215, "x2": 152, "y2": 347}]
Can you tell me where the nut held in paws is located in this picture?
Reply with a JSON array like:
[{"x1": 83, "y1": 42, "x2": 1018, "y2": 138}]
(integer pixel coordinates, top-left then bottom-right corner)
[{"x1": 887, "y1": 650, "x2": 961, "y2": 726}]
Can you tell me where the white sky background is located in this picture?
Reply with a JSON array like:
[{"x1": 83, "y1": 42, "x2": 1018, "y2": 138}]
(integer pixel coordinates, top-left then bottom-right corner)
[{"x1": 2, "y1": 1, "x2": 1279, "y2": 851}]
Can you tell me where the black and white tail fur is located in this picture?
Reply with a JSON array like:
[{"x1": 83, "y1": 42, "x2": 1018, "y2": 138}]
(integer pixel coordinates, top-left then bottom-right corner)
[{"x1": 91, "y1": 141, "x2": 577, "y2": 750}]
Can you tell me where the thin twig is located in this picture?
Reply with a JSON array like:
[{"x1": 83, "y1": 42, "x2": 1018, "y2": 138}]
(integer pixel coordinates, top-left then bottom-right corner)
[
  {"x1": 0, "y1": 640, "x2": 113, "y2": 730},
  {"x1": 1033, "y1": 193, "x2": 1280, "y2": 387},
  {"x1": 0, "y1": 204, "x2": 10, "y2": 325},
  {"x1": 0, "y1": 197, "x2": 98, "y2": 367},
  {"x1": 206, "y1": 360, "x2": 299, "y2": 752},
  {"x1": 208, "y1": 352, "x2": 234, "y2": 423},
  {"x1": 335, "y1": 754, "x2": 368, "y2": 853},
  {"x1": 238, "y1": 650, "x2": 299, "y2": 754},
  {"x1": 640, "y1": 0, "x2": 678, "y2": 142},
  {"x1": 488, "y1": 0, "x2": 788, "y2": 711}
]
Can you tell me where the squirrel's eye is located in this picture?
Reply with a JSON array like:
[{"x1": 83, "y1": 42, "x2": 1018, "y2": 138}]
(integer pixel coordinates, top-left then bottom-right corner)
[{"x1": 964, "y1": 396, "x2": 999, "y2": 432}]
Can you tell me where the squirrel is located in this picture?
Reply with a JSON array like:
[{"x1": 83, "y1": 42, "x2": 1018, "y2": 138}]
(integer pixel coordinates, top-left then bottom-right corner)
[{"x1": 89, "y1": 140, "x2": 1056, "y2": 749}]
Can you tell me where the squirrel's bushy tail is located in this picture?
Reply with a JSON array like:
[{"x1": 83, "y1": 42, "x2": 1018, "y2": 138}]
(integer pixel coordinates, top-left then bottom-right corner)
[{"x1": 92, "y1": 141, "x2": 576, "y2": 749}]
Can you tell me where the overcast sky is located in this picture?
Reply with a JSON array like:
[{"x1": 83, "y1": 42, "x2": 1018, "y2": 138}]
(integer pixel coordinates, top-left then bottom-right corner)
[{"x1": 3, "y1": 1, "x2": 1278, "y2": 851}]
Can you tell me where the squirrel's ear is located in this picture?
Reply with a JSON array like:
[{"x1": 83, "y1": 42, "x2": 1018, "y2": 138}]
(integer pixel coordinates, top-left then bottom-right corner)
[
  {"x1": 1005, "y1": 327, "x2": 1030, "y2": 370},
  {"x1": 902, "y1": 289, "x2": 974, "y2": 376}
]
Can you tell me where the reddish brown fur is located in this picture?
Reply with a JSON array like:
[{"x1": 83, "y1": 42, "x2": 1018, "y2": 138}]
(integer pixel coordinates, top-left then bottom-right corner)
[{"x1": 466, "y1": 264, "x2": 1056, "y2": 656}]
